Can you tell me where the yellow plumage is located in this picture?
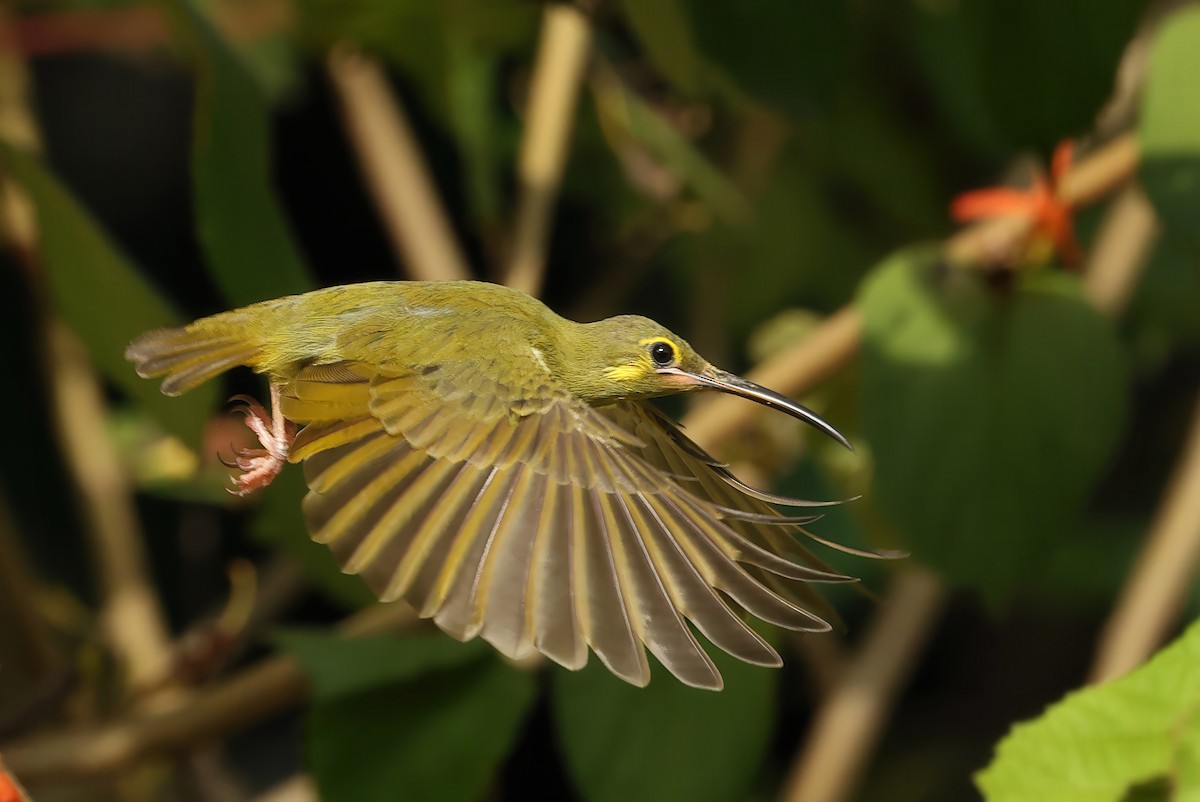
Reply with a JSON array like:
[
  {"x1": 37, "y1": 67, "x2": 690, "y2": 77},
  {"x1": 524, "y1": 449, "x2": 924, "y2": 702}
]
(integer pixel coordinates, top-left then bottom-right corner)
[{"x1": 126, "y1": 280, "x2": 889, "y2": 690}]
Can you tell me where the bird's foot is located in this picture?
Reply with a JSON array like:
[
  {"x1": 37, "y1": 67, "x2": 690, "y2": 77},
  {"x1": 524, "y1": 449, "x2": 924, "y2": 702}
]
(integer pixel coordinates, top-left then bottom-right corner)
[{"x1": 223, "y1": 392, "x2": 296, "y2": 496}]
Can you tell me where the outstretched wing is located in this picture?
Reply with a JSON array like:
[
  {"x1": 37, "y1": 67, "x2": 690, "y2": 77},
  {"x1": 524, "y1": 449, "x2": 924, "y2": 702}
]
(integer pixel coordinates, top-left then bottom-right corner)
[{"x1": 281, "y1": 359, "x2": 855, "y2": 690}]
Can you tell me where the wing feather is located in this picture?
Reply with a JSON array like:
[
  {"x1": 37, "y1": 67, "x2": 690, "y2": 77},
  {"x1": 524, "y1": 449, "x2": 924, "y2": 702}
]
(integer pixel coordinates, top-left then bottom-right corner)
[{"x1": 289, "y1": 358, "x2": 855, "y2": 688}]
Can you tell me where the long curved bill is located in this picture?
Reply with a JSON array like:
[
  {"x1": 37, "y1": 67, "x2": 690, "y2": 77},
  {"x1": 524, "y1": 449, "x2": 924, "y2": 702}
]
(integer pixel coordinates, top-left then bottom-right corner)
[{"x1": 661, "y1": 367, "x2": 853, "y2": 451}]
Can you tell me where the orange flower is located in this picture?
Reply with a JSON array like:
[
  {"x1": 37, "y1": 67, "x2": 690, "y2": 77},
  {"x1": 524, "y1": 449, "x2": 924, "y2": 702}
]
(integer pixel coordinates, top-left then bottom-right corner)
[
  {"x1": 951, "y1": 140, "x2": 1082, "y2": 266},
  {"x1": 0, "y1": 768, "x2": 20, "y2": 802}
]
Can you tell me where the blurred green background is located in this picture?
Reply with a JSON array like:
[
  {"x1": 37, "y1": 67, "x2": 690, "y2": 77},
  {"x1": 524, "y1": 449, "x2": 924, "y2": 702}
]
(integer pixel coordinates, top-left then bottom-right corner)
[{"x1": 1, "y1": 0, "x2": 1199, "y2": 800}]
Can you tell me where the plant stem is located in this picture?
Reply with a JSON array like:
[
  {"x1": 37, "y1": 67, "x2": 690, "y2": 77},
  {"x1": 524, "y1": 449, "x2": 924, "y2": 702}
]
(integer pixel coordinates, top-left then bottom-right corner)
[
  {"x1": 504, "y1": 3, "x2": 592, "y2": 296},
  {"x1": 327, "y1": 47, "x2": 472, "y2": 283}
]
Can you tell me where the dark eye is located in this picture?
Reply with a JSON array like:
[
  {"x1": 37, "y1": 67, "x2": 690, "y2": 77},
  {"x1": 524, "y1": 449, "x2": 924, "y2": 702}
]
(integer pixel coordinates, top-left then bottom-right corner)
[{"x1": 649, "y1": 341, "x2": 676, "y2": 366}]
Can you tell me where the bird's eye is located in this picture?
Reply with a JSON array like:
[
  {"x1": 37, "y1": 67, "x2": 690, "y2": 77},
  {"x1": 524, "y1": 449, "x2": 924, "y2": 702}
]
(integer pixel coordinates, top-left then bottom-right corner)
[{"x1": 649, "y1": 340, "x2": 676, "y2": 366}]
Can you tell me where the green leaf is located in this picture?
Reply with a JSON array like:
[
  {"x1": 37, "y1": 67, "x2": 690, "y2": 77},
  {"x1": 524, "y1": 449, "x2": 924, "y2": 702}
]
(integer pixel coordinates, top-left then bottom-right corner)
[
  {"x1": 1140, "y1": 7, "x2": 1200, "y2": 253},
  {"x1": 250, "y1": 469, "x2": 375, "y2": 608},
  {"x1": 167, "y1": 0, "x2": 314, "y2": 305},
  {"x1": 912, "y1": 0, "x2": 1141, "y2": 152},
  {"x1": 976, "y1": 618, "x2": 1200, "y2": 801},
  {"x1": 859, "y1": 250, "x2": 1127, "y2": 605},
  {"x1": 684, "y1": 0, "x2": 847, "y2": 116},
  {"x1": 552, "y1": 646, "x2": 778, "y2": 802},
  {"x1": 620, "y1": 0, "x2": 708, "y2": 96},
  {"x1": 0, "y1": 143, "x2": 216, "y2": 445},
  {"x1": 277, "y1": 629, "x2": 490, "y2": 701},
  {"x1": 305, "y1": 652, "x2": 536, "y2": 802},
  {"x1": 591, "y1": 69, "x2": 751, "y2": 226}
]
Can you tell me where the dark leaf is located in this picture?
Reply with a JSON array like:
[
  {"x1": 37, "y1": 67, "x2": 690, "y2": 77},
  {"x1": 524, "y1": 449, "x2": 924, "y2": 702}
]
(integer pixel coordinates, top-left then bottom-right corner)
[
  {"x1": 168, "y1": 1, "x2": 314, "y2": 304},
  {"x1": 0, "y1": 142, "x2": 216, "y2": 445},
  {"x1": 552, "y1": 645, "x2": 778, "y2": 802}
]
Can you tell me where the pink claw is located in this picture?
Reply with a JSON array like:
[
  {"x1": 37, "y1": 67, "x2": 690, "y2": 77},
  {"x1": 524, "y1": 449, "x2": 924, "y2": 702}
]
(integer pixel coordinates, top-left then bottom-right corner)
[{"x1": 220, "y1": 385, "x2": 296, "y2": 496}]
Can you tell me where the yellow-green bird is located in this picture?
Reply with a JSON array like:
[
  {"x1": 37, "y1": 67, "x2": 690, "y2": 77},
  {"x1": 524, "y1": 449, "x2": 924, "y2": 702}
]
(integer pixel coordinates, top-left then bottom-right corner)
[{"x1": 126, "y1": 281, "x2": 882, "y2": 690}]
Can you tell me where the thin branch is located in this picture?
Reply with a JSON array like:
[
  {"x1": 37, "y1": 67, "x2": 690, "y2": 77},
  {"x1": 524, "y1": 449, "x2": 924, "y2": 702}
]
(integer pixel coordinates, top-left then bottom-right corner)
[
  {"x1": 326, "y1": 46, "x2": 472, "y2": 282},
  {"x1": 255, "y1": 775, "x2": 318, "y2": 802},
  {"x1": 778, "y1": 568, "x2": 947, "y2": 802},
  {"x1": 1090, "y1": 394, "x2": 1200, "y2": 683},
  {"x1": 0, "y1": 43, "x2": 176, "y2": 698},
  {"x1": 503, "y1": 3, "x2": 592, "y2": 296},
  {"x1": 1081, "y1": 185, "x2": 1159, "y2": 316},
  {"x1": 1, "y1": 603, "x2": 419, "y2": 781},
  {"x1": 44, "y1": 319, "x2": 175, "y2": 692}
]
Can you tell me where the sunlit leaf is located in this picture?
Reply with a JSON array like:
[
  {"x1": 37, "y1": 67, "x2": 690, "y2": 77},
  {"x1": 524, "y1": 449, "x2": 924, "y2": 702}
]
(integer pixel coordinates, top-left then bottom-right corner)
[
  {"x1": 976, "y1": 618, "x2": 1200, "y2": 801},
  {"x1": 290, "y1": 633, "x2": 536, "y2": 802},
  {"x1": 552, "y1": 646, "x2": 778, "y2": 802},
  {"x1": 167, "y1": 1, "x2": 314, "y2": 305},
  {"x1": 0, "y1": 142, "x2": 216, "y2": 445},
  {"x1": 1140, "y1": 6, "x2": 1200, "y2": 253},
  {"x1": 859, "y1": 249, "x2": 1126, "y2": 605}
]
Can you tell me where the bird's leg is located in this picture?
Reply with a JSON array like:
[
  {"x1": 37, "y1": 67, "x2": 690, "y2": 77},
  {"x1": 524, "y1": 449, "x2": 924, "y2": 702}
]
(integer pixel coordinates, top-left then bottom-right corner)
[{"x1": 225, "y1": 383, "x2": 296, "y2": 496}]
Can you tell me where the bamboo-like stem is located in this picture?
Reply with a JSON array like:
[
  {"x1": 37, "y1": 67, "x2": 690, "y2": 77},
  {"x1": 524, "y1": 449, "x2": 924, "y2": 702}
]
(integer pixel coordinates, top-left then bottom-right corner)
[
  {"x1": 0, "y1": 41, "x2": 175, "y2": 698},
  {"x1": 503, "y1": 3, "x2": 592, "y2": 296},
  {"x1": 1090, "y1": 395, "x2": 1200, "y2": 683},
  {"x1": 1082, "y1": 185, "x2": 1159, "y2": 316},
  {"x1": 1, "y1": 603, "x2": 418, "y2": 781},
  {"x1": 44, "y1": 319, "x2": 174, "y2": 693},
  {"x1": 778, "y1": 568, "x2": 947, "y2": 802},
  {"x1": 255, "y1": 775, "x2": 318, "y2": 802},
  {"x1": 327, "y1": 47, "x2": 472, "y2": 283}
]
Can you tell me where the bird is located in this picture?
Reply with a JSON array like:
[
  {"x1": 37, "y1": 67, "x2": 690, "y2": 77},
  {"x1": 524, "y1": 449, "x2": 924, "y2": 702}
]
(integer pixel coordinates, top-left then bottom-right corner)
[{"x1": 126, "y1": 280, "x2": 888, "y2": 690}]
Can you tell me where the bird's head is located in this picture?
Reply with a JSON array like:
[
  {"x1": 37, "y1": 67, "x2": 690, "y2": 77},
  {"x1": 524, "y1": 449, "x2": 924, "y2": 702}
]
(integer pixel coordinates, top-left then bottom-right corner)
[{"x1": 555, "y1": 315, "x2": 852, "y2": 450}]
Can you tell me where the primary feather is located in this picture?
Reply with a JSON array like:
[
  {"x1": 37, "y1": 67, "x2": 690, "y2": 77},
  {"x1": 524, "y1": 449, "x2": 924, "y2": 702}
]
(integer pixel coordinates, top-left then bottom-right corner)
[{"x1": 127, "y1": 280, "x2": 882, "y2": 690}]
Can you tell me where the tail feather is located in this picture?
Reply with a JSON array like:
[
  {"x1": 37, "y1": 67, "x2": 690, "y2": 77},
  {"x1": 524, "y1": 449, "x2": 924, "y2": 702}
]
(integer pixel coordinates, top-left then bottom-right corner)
[{"x1": 126, "y1": 325, "x2": 261, "y2": 397}]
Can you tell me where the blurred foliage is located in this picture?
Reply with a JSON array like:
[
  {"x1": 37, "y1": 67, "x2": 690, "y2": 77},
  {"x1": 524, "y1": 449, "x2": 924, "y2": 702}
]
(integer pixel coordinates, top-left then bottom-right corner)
[
  {"x1": 552, "y1": 639, "x2": 778, "y2": 802},
  {"x1": 279, "y1": 631, "x2": 535, "y2": 802},
  {"x1": 3, "y1": 0, "x2": 1200, "y2": 800},
  {"x1": 859, "y1": 250, "x2": 1126, "y2": 606},
  {"x1": 0, "y1": 141, "x2": 216, "y2": 445},
  {"x1": 1139, "y1": 6, "x2": 1200, "y2": 254},
  {"x1": 976, "y1": 618, "x2": 1200, "y2": 801}
]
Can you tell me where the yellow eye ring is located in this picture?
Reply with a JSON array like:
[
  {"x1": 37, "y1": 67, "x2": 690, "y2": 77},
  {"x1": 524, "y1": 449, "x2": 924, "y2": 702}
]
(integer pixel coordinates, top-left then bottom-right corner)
[{"x1": 644, "y1": 338, "x2": 679, "y2": 367}]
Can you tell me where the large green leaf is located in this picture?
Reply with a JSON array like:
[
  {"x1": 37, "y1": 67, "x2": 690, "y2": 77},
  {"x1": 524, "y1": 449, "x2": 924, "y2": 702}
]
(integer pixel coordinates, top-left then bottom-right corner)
[
  {"x1": 976, "y1": 618, "x2": 1200, "y2": 801},
  {"x1": 910, "y1": 0, "x2": 1141, "y2": 152},
  {"x1": 684, "y1": 0, "x2": 848, "y2": 116},
  {"x1": 0, "y1": 143, "x2": 216, "y2": 445},
  {"x1": 282, "y1": 630, "x2": 536, "y2": 802},
  {"x1": 552, "y1": 646, "x2": 778, "y2": 802},
  {"x1": 276, "y1": 629, "x2": 489, "y2": 701},
  {"x1": 167, "y1": 0, "x2": 314, "y2": 305},
  {"x1": 859, "y1": 250, "x2": 1127, "y2": 605},
  {"x1": 1140, "y1": 7, "x2": 1200, "y2": 253}
]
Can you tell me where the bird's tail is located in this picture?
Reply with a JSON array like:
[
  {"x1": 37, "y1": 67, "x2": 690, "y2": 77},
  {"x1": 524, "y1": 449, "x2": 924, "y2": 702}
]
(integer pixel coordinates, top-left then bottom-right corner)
[{"x1": 125, "y1": 311, "x2": 264, "y2": 397}]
